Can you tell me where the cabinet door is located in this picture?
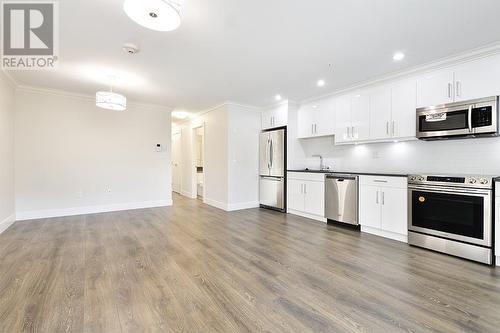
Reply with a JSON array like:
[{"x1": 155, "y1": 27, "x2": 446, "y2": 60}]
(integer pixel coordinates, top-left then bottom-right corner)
[
  {"x1": 297, "y1": 104, "x2": 316, "y2": 138},
  {"x1": 287, "y1": 179, "x2": 304, "y2": 212},
  {"x1": 416, "y1": 69, "x2": 454, "y2": 108},
  {"x1": 334, "y1": 95, "x2": 352, "y2": 143},
  {"x1": 369, "y1": 86, "x2": 392, "y2": 140},
  {"x1": 391, "y1": 79, "x2": 417, "y2": 139},
  {"x1": 304, "y1": 181, "x2": 325, "y2": 217},
  {"x1": 454, "y1": 54, "x2": 500, "y2": 102},
  {"x1": 315, "y1": 96, "x2": 336, "y2": 137},
  {"x1": 359, "y1": 185, "x2": 381, "y2": 228},
  {"x1": 380, "y1": 188, "x2": 408, "y2": 235},
  {"x1": 261, "y1": 110, "x2": 273, "y2": 130},
  {"x1": 351, "y1": 92, "x2": 370, "y2": 141},
  {"x1": 273, "y1": 104, "x2": 288, "y2": 128}
]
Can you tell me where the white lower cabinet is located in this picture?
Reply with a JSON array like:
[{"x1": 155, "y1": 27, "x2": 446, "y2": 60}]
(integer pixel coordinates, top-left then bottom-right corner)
[
  {"x1": 287, "y1": 172, "x2": 326, "y2": 222},
  {"x1": 359, "y1": 176, "x2": 408, "y2": 242}
]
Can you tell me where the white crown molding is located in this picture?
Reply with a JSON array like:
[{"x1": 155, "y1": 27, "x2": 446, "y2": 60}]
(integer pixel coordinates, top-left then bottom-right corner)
[
  {"x1": 15, "y1": 84, "x2": 173, "y2": 111},
  {"x1": 261, "y1": 99, "x2": 299, "y2": 110},
  {"x1": 302, "y1": 41, "x2": 500, "y2": 104},
  {"x1": 0, "y1": 70, "x2": 18, "y2": 88}
]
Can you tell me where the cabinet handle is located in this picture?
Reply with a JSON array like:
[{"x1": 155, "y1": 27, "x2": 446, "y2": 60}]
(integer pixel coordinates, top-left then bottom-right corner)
[
  {"x1": 391, "y1": 120, "x2": 395, "y2": 136},
  {"x1": 373, "y1": 180, "x2": 388, "y2": 183},
  {"x1": 386, "y1": 121, "x2": 389, "y2": 135},
  {"x1": 304, "y1": 183, "x2": 307, "y2": 194},
  {"x1": 314, "y1": 124, "x2": 317, "y2": 134},
  {"x1": 300, "y1": 184, "x2": 303, "y2": 194},
  {"x1": 347, "y1": 126, "x2": 350, "y2": 138},
  {"x1": 382, "y1": 191, "x2": 385, "y2": 205},
  {"x1": 447, "y1": 83, "x2": 453, "y2": 99},
  {"x1": 376, "y1": 190, "x2": 379, "y2": 204},
  {"x1": 351, "y1": 126, "x2": 355, "y2": 138},
  {"x1": 456, "y1": 81, "x2": 461, "y2": 97}
]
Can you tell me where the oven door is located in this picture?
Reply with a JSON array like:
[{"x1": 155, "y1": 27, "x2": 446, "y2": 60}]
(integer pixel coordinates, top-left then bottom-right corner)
[{"x1": 408, "y1": 185, "x2": 492, "y2": 247}]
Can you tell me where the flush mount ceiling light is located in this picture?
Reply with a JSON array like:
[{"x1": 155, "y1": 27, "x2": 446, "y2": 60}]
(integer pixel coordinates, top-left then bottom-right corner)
[
  {"x1": 393, "y1": 51, "x2": 405, "y2": 61},
  {"x1": 123, "y1": 0, "x2": 183, "y2": 32},
  {"x1": 96, "y1": 87, "x2": 127, "y2": 111},
  {"x1": 317, "y1": 79, "x2": 326, "y2": 87},
  {"x1": 171, "y1": 111, "x2": 190, "y2": 119}
]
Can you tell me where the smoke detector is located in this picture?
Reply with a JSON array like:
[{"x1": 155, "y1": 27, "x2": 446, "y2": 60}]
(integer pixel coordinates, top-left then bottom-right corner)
[{"x1": 122, "y1": 43, "x2": 140, "y2": 55}]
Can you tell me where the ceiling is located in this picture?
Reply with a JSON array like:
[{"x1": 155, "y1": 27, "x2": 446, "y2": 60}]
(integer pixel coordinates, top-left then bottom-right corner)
[{"x1": 8, "y1": 0, "x2": 500, "y2": 113}]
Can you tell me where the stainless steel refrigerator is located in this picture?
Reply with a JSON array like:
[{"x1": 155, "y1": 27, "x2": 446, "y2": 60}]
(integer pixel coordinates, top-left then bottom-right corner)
[{"x1": 259, "y1": 128, "x2": 285, "y2": 211}]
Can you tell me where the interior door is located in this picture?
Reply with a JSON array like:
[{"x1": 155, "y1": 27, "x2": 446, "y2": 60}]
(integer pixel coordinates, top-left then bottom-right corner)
[
  {"x1": 171, "y1": 132, "x2": 182, "y2": 193},
  {"x1": 269, "y1": 129, "x2": 285, "y2": 177},
  {"x1": 259, "y1": 132, "x2": 270, "y2": 176}
]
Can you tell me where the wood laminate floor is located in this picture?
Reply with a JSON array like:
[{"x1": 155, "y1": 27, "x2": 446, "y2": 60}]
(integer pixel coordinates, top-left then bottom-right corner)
[{"x1": 0, "y1": 194, "x2": 499, "y2": 332}]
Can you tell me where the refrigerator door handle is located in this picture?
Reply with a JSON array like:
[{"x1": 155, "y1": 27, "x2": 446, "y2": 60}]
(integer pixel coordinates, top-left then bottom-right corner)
[{"x1": 269, "y1": 139, "x2": 274, "y2": 168}]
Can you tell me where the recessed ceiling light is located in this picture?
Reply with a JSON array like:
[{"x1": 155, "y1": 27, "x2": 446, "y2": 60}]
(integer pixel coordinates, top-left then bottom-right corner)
[
  {"x1": 275, "y1": 94, "x2": 282, "y2": 101},
  {"x1": 393, "y1": 52, "x2": 405, "y2": 61},
  {"x1": 172, "y1": 111, "x2": 190, "y2": 119},
  {"x1": 312, "y1": 105, "x2": 318, "y2": 109},
  {"x1": 123, "y1": 0, "x2": 183, "y2": 32},
  {"x1": 317, "y1": 79, "x2": 325, "y2": 87}
]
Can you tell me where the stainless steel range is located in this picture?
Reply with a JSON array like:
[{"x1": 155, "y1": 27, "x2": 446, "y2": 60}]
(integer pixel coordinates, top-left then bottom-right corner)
[{"x1": 408, "y1": 174, "x2": 494, "y2": 265}]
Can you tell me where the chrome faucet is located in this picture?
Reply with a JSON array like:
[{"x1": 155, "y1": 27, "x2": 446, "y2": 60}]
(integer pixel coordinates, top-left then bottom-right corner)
[{"x1": 312, "y1": 154, "x2": 328, "y2": 170}]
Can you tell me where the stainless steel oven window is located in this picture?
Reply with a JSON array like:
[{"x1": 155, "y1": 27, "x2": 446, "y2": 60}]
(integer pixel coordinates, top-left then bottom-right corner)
[{"x1": 408, "y1": 185, "x2": 492, "y2": 247}]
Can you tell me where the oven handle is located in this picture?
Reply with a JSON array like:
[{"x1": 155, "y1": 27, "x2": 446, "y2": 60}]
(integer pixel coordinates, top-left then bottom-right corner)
[{"x1": 408, "y1": 185, "x2": 491, "y2": 196}]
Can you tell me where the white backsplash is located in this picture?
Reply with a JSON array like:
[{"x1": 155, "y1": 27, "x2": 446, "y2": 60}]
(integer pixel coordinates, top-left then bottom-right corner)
[{"x1": 298, "y1": 136, "x2": 500, "y2": 176}]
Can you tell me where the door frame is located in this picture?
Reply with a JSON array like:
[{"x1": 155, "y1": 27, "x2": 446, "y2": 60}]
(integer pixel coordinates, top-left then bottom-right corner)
[
  {"x1": 191, "y1": 123, "x2": 205, "y2": 200},
  {"x1": 171, "y1": 129, "x2": 182, "y2": 194}
]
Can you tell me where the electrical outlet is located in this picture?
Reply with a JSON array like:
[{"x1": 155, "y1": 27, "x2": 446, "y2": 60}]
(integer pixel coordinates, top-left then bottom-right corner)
[{"x1": 105, "y1": 187, "x2": 112, "y2": 193}]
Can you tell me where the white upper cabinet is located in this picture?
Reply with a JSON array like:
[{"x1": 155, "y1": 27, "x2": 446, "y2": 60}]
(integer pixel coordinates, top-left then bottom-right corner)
[
  {"x1": 297, "y1": 97, "x2": 335, "y2": 139},
  {"x1": 391, "y1": 79, "x2": 417, "y2": 139},
  {"x1": 369, "y1": 85, "x2": 392, "y2": 140},
  {"x1": 262, "y1": 103, "x2": 288, "y2": 130},
  {"x1": 350, "y1": 92, "x2": 370, "y2": 141},
  {"x1": 417, "y1": 53, "x2": 500, "y2": 108},
  {"x1": 416, "y1": 68, "x2": 454, "y2": 108},
  {"x1": 454, "y1": 53, "x2": 500, "y2": 102},
  {"x1": 334, "y1": 95, "x2": 352, "y2": 143}
]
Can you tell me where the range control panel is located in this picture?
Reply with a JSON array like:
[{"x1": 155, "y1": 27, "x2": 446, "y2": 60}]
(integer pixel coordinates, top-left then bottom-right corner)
[{"x1": 408, "y1": 174, "x2": 493, "y2": 189}]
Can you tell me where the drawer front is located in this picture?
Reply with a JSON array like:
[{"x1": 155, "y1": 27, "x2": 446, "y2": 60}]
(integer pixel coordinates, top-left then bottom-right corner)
[
  {"x1": 287, "y1": 172, "x2": 325, "y2": 182},
  {"x1": 359, "y1": 175, "x2": 407, "y2": 189}
]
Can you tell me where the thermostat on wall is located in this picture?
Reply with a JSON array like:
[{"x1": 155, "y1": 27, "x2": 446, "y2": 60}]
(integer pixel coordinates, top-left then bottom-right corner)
[{"x1": 156, "y1": 143, "x2": 163, "y2": 152}]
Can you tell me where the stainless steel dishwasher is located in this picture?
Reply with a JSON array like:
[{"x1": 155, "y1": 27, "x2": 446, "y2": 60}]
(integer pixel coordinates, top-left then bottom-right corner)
[{"x1": 325, "y1": 174, "x2": 359, "y2": 225}]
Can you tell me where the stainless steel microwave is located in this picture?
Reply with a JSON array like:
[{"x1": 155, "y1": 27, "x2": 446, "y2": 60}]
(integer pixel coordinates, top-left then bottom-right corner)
[{"x1": 416, "y1": 96, "x2": 499, "y2": 140}]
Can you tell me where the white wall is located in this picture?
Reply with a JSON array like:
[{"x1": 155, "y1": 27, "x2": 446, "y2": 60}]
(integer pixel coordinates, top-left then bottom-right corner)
[
  {"x1": 15, "y1": 88, "x2": 172, "y2": 220},
  {"x1": 227, "y1": 105, "x2": 260, "y2": 209},
  {"x1": 0, "y1": 73, "x2": 15, "y2": 232},
  {"x1": 299, "y1": 136, "x2": 500, "y2": 175},
  {"x1": 177, "y1": 102, "x2": 260, "y2": 211}
]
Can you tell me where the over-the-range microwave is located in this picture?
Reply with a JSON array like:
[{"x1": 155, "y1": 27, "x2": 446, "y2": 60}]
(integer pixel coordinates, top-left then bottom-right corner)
[{"x1": 416, "y1": 96, "x2": 499, "y2": 140}]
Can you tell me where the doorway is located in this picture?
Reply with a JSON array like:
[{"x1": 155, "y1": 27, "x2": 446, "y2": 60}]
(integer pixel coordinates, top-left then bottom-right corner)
[
  {"x1": 193, "y1": 125, "x2": 205, "y2": 200},
  {"x1": 171, "y1": 131, "x2": 182, "y2": 194}
]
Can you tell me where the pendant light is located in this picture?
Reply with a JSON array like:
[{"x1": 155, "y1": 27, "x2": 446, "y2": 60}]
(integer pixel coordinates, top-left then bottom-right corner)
[
  {"x1": 123, "y1": 0, "x2": 183, "y2": 32},
  {"x1": 96, "y1": 84, "x2": 127, "y2": 111}
]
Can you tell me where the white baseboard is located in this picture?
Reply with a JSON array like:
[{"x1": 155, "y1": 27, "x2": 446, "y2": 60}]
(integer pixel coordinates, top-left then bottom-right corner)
[
  {"x1": 16, "y1": 199, "x2": 173, "y2": 221},
  {"x1": 496, "y1": 256, "x2": 499, "y2": 267},
  {"x1": 361, "y1": 226, "x2": 408, "y2": 243},
  {"x1": 0, "y1": 213, "x2": 16, "y2": 234},
  {"x1": 203, "y1": 198, "x2": 228, "y2": 211},
  {"x1": 180, "y1": 190, "x2": 196, "y2": 199},
  {"x1": 227, "y1": 201, "x2": 259, "y2": 211},
  {"x1": 287, "y1": 209, "x2": 327, "y2": 223}
]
